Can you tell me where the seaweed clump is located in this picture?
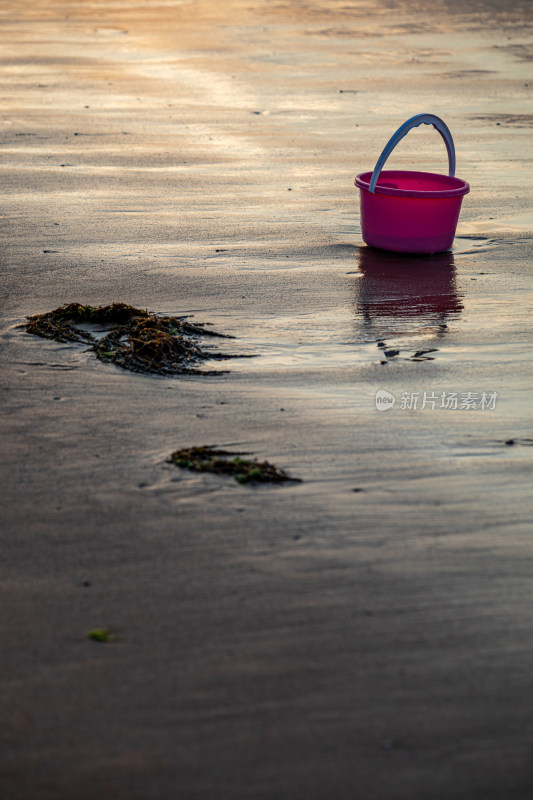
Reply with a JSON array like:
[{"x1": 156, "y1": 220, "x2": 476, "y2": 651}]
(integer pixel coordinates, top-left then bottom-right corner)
[
  {"x1": 26, "y1": 302, "x2": 237, "y2": 375},
  {"x1": 87, "y1": 628, "x2": 114, "y2": 643},
  {"x1": 168, "y1": 446, "x2": 301, "y2": 485}
]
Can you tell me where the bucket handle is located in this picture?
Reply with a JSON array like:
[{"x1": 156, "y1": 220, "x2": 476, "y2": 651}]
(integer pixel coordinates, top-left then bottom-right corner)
[{"x1": 368, "y1": 113, "x2": 456, "y2": 194}]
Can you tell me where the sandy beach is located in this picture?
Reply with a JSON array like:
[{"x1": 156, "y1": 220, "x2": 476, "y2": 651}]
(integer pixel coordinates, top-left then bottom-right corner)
[{"x1": 1, "y1": 0, "x2": 533, "y2": 797}]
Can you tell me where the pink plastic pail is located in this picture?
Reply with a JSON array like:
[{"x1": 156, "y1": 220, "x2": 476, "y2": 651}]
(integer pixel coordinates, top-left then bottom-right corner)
[{"x1": 355, "y1": 114, "x2": 470, "y2": 254}]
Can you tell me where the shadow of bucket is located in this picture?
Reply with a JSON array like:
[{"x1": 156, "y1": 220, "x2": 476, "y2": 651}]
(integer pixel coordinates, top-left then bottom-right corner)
[{"x1": 355, "y1": 114, "x2": 470, "y2": 254}]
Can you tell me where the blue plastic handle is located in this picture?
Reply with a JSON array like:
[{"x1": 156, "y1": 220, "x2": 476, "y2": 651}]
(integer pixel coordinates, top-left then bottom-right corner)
[{"x1": 368, "y1": 113, "x2": 456, "y2": 194}]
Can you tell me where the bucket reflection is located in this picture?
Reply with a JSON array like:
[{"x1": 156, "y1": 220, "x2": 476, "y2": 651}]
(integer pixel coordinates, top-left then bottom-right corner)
[{"x1": 354, "y1": 246, "x2": 463, "y2": 338}]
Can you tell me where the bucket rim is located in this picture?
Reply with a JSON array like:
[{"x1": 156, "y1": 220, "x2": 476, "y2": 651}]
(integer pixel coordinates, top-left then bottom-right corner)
[{"x1": 355, "y1": 169, "x2": 470, "y2": 199}]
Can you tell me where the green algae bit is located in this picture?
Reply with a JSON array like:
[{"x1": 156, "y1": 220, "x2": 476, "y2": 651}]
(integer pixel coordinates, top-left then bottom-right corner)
[
  {"x1": 25, "y1": 302, "x2": 240, "y2": 376},
  {"x1": 169, "y1": 446, "x2": 301, "y2": 485},
  {"x1": 88, "y1": 628, "x2": 114, "y2": 643}
]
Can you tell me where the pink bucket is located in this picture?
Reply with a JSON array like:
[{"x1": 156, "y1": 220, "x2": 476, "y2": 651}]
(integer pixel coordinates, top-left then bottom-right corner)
[{"x1": 355, "y1": 114, "x2": 470, "y2": 254}]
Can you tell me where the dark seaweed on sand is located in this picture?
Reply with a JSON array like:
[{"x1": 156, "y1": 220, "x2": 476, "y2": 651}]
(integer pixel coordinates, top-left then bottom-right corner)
[
  {"x1": 168, "y1": 446, "x2": 301, "y2": 484},
  {"x1": 26, "y1": 303, "x2": 240, "y2": 375}
]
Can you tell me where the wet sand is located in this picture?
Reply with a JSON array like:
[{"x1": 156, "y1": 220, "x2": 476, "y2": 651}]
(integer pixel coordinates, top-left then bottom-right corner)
[{"x1": 1, "y1": 1, "x2": 533, "y2": 797}]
